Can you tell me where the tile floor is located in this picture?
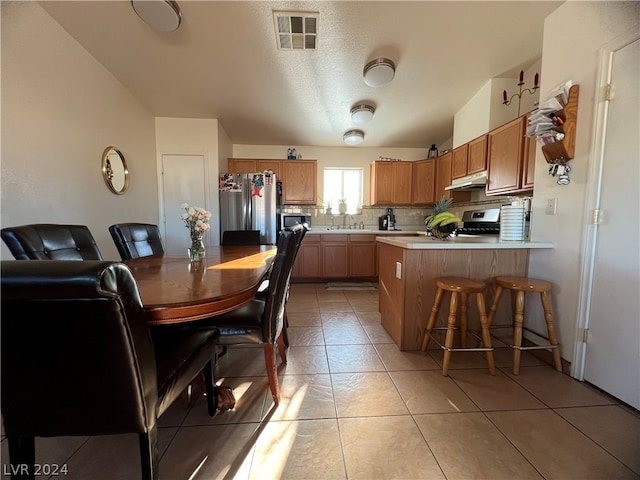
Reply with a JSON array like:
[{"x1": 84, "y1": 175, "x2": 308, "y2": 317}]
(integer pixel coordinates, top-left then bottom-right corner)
[{"x1": 2, "y1": 283, "x2": 639, "y2": 479}]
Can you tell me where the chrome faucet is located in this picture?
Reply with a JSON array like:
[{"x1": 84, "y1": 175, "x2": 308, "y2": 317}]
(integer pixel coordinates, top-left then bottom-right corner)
[{"x1": 342, "y1": 214, "x2": 353, "y2": 228}]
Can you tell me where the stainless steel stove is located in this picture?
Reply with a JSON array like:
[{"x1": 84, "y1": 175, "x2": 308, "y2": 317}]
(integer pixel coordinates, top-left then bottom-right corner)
[{"x1": 455, "y1": 208, "x2": 501, "y2": 236}]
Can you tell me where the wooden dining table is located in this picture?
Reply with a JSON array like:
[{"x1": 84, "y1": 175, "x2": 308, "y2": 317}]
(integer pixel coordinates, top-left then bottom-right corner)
[{"x1": 126, "y1": 245, "x2": 277, "y2": 325}]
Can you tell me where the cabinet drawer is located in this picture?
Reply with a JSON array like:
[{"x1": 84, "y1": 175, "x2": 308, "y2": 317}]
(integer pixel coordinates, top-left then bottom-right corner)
[
  {"x1": 349, "y1": 234, "x2": 376, "y2": 243},
  {"x1": 322, "y1": 234, "x2": 349, "y2": 242}
]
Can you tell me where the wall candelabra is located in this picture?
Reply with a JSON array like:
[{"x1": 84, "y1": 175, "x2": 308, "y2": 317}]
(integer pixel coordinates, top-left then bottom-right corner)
[{"x1": 503, "y1": 70, "x2": 540, "y2": 116}]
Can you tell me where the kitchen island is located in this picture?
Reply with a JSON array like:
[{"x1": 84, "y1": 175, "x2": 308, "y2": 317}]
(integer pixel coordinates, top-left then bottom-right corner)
[{"x1": 376, "y1": 236, "x2": 553, "y2": 350}]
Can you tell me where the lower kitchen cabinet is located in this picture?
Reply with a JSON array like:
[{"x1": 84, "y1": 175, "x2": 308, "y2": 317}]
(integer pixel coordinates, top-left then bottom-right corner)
[
  {"x1": 322, "y1": 235, "x2": 349, "y2": 278},
  {"x1": 349, "y1": 235, "x2": 377, "y2": 277},
  {"x1": 292, "y1": 235, "x2": 321, "y2": 278}
]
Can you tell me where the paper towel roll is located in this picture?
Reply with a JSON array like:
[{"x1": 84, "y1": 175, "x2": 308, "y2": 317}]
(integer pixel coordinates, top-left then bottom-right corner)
[{"x1": 500, "y1": 206, "x2": 525, "y2": 241}]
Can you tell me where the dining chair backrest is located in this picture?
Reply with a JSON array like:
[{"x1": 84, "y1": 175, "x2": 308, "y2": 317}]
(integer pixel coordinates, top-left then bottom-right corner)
[
  {"x1": 261, "y1": 224, "x2": 305, "y2": 343},
  {"x1": 109, "y1": 223, "x2": 165, "y2": 260},
  {"x1": 0, "y1": 223, "x2": 103, "y2": 260},
  {"x1": 221, "y1": 230, "x2": 261, "y2": 246}
]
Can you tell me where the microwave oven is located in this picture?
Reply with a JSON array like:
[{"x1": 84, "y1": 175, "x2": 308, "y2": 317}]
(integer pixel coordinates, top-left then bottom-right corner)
[{"x1": 279, "y1": 213, "x2": 311, "y2": 230}]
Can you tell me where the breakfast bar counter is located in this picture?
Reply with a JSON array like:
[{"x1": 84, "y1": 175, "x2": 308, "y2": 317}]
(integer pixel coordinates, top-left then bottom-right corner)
[{"x1": 377, "y1": 236, "x2": 553, "y2": 350}]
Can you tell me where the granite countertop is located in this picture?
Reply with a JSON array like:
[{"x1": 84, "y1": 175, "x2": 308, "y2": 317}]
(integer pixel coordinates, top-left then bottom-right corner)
[{"x1": 376, "y1": 235, "x2": 553, "y2": 250}]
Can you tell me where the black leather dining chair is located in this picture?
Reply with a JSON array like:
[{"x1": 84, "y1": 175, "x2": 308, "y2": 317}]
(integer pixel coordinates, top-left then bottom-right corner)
[
  {"x1": 1, "y1": 224, "x2": 103, "y2": 260},
  {"x1": 221, "y1": 229, "x2": 261, "y2": 246},
  {"x1": 109, "y1": 223, "x2": 165, "y2": 260},
  {"x1": 1, "y1": 260, "x2": 219, "y2": 480},
  {"x1": 191, "y1": 224, "x2": 304, "y2": 406}
]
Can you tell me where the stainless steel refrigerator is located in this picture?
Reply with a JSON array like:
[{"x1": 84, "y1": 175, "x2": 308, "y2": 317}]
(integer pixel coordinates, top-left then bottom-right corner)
[{"x1": 219, "y1": 172, "x2": 279, "y2": 245}]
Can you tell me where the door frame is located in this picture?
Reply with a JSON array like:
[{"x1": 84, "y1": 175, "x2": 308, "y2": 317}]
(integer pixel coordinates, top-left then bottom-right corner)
[
  {"x1": 156, "y1": 151, "x2": 212, "y2": 250},
  {"x1": 574, "y1": 28, "x2": 640, "y2": 379}
]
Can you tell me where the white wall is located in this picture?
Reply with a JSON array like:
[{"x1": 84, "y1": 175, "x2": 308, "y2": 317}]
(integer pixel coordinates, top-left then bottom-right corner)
[
  {"x1": 155, "y1": 118, "x2": 225, "y2": 246},
  {"x1": 528, "y1": 1, "x2": 639, "y2": 363},
  {"x1": 1, "y1": 2, "x2": 158, "y2": 261},
  {"x1": 232, "y1": 144, "x2": 428, "y2": 206}
]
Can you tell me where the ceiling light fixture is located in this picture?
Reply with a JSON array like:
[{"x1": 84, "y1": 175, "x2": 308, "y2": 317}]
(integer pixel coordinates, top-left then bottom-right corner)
[
  {"x1": 131, "y1": 0, "x2": 182, "y2": 32},
  {"x1": 343, "y1": 130, "x2": 365, "y2": 146},
  {"x1": 350, "y1": 104, "x2": 375, "y2": 124},
  {"x1": 363, "y1": 58, "x2": 396, "y2": 87}
]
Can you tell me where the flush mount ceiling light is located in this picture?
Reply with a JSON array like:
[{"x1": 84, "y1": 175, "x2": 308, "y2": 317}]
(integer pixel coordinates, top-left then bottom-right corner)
[
  {"x1": 131, "y1": 0, "x2": 182, "y2": 32},
  {"x1": 343, "y1": 130, "x2": 365, "y2": 146},
  {"x1": 363, "y1": 58, "x2": 396, "y2": 87},
  {"x1": 350, "y1": 104, "x2": 375, "y2": 124}
]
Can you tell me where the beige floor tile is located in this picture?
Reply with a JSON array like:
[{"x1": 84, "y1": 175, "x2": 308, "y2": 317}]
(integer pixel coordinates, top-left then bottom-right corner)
[
  {"x1": 216, "y1": 346, "x2": 267, "y2": 377},
  {"x1": 289, "y1": 283, "x2": 319, "y2": 294},
  {"x1": 160, "y1": 423, "x2": 257, "y2": 480},
  {"x1": 506, "y1": 366, "x2": 619, "y2": 407},
  {"x1": 286, "y1": 293, "x2": 318, "y2": 304},
  {"x1": 326, "y1": 344, "x2": 385, "y2": 373},
  {"x1": 286, "y1": 311, "x2": 321, "y2": 326},
  {"x1": 428, "y1": 349, "x2": 496, "y2": 372},
  {"x1": 183, "y1": 377, "x2": 268, "y2": 425},
  {"x1": 491, "y1": 346, "x2": 547, "y2": 369},
  {"x1": 45, "y1": 429, "x2": 176, "y2": 480},
  {"x1": 415, "y1": 412, "x2": 543, "y2": 480},
  {"x1": 317, "y1": 292, "x2": 348, "y2": 302},
  {"x1": 280, "y1": 345, "x2": 329, "y2": 374},
  {"x1": 488, "y1": 409, "x2": 636, "y2": 479},
  {"x1": 449, "y1": 369, "x2": 547, "y2": 411},
  {"x1": 374, "y1": 343, "x2": 441, "y2": 371},
  {"x1": 340, "y1": 416, "x2": 444, "y2": 479},
  {"x1": 287, "y1": 326, "x2": 325, "y2": 346},
  {"x1": 158, "y1": 393, "x2": 193, "y2": 427},
  {"x1": 323, "y1": 323, "x2": 371, "y2": 345},
  {"x1": 351, "y1": 303, "x2": 380, "y2": 313},
  {"x1": 390, "y1": 370, "x2": 478, "y2": 414},
  {"x1": 321, "y1": 312, "x2": 361, "y2": 325},
  {"x1": 1, "y1": 435, "x2": 89, "y2": 480},
  {"x1": 249, "y1": 419, "x2": 346, "y2": 480},
  {"x1": 268, "y1": 374, "x2": 337, "y2": 421},
  {"x1": 285, "y1": 300, "x2": 319, "y2": 313},
  {"x1": 344, "y1": 292, "x2": 378, "y2": 304},
  {"x1": 332, "y1": 372, "x2": 409, "y2": 417},
  {"x1": 555, "y1": 405, "x2": 640, "y2": 475},
  {"x1": 362, "y1": 324, "x2": 394, "y2": 344},
  {"x1": 318, "y1": 302, "x2": 355, "y2": 313},
  {"x1": 355, "y1": 311, "x2": 382, "y2": 325}
]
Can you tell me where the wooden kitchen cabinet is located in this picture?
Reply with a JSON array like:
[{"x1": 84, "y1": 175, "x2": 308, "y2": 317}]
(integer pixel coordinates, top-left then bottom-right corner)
[
  {"x1": 281, "y1": 160, "x2": 317, "y2": 205},
  {"x1": 228, "y1": 158, "x2": 317, "y2": 205},
  {"x1": 370, "y1": 161, "x2": 412, "y2": 205},
  {"x1": 451, "y1": 145, "x2": 469, "y2": 179},
  {"x1": 467, "y1": 134, "x2": 488, "y2": 174},
  {"x1": 522, "y1": 135, "x2": 537, "y2": 190},
  {"x1": 486, "y1": 116, "x2": 532, "y2": 195},
  {"x1": 321, "y1": 234, "x2": 349, "y2": 278},
  {"x1": 349, "y1": 234, "x2": 377, "y2": 277},
  {"x1": 411, "y1": 158, "x2": 436, "y2": 205},
  {"x1": 434, "y1": 152, "x2": 453, "y2": 200},
  {"x1": 292, "y1": 235, "x2": 321, "y2": 278}
]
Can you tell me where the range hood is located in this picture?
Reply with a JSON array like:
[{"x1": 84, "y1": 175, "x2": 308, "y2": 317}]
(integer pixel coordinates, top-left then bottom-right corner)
[{"x1": 445, "y1": 170, "x2": 488, "y2": 191}]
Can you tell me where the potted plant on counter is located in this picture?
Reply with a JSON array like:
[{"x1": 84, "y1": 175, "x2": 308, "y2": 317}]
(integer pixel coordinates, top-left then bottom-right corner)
[{"x1": 425, "y1": 196, "x2": 461, "y2": 239}]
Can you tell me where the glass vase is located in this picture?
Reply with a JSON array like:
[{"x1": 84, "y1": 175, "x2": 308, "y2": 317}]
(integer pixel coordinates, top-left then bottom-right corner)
[{"x1": 188, "y1": 237, "x2": 205, "y2": 262}]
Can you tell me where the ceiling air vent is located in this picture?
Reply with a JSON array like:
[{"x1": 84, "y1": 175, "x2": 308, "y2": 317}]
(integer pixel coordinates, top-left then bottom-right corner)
[{"x1": 274, "y1": 11, "x2": 318, "y2": 50}]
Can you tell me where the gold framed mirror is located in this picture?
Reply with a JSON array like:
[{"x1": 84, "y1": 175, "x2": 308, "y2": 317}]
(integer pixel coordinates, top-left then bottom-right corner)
[{"x1": 101, "y1": 146, "x2": 129, "y2": 195}]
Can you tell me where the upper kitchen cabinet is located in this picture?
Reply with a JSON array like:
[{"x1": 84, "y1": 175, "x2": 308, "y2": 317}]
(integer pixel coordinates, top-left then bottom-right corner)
[
  {"x1": 281, "y1": 160, "x2": 317, "y2": 205},
  {"x1": 486, "y1": 116, "x2": 533, "y2": 195},
  {"x1": 370, "y1": 161, "x2": 412, "y2": 205},
  {"x1": 411, "y1": 158, "x2": 436, "y2": 205},
  {"x1": 452, "y1": 134, "x2": 487, "y2": 180},
  {"x1": 227, "y1": 158, "x2": 317, "y2": 205}
]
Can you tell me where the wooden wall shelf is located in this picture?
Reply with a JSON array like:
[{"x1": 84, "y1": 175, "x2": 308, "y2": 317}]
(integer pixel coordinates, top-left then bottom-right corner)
[{"x1": 542, "y1": 84, "x2": 579, "y2": 164}]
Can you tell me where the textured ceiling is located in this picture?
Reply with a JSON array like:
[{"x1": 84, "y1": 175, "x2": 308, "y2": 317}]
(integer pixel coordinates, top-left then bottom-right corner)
[{"x1": 40, "y1": 1, "x2": 562, "y2": 148}]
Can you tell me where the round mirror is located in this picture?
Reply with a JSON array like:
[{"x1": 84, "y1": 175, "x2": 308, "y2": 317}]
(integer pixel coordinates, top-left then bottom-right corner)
[{"x1": 102, "y1": 146, "x2": 129, "y2": 195}]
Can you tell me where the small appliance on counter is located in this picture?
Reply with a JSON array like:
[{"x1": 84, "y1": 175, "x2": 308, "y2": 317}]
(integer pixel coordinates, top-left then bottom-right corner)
[
  {"x1": 378, "y1": 208, "x2": 396, "y2": 230},
  {"x1": 279, "y1": 213, "x2": 311, "y2": 230},
  {"x1": 455, "y1": 208, "x2": 501, "y2": 236}
]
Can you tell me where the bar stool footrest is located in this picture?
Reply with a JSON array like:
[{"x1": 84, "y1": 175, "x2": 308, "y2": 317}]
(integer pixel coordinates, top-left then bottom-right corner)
[
  {"x1": 489, "y1": 325, "x2": 560, "y2": 351},
  {"x1": 426, "y1": 327, "x2": 494, "y2": 353}
]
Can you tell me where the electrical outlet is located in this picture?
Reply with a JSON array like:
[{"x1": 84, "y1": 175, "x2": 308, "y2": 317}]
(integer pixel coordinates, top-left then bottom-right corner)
[
  {"x1": 545, "y1": 198, "x2": 557, "y2": 215},
  {"x1": 395, "y1": 262, "x2": 402, "y2": 279}
]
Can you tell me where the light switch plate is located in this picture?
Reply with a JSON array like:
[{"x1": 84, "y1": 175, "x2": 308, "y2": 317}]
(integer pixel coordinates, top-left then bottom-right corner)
[
  {"x1": 545, "y1": 198, "x2": 557, "y2": 215},
  {"x1": 395, "y1": 262, "x2": 402, "y2": 279}
]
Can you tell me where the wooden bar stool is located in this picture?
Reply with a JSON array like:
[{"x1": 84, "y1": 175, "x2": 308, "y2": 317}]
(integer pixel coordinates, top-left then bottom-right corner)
[
  {"x1": 421, "y1": 276, "x2": 495, "y2": 376},
  {"x1": 487, "y1": 276, "x2": 562, "y2": 375}
]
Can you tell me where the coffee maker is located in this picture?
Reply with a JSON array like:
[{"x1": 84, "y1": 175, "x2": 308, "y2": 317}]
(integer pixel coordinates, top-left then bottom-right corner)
[{"x1": 378, "y1": 208, "x2": 396, "y2": 230}]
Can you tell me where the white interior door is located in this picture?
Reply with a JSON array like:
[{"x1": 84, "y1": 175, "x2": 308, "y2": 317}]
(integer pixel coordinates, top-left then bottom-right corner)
[
  {"x1": 582, "y1": 38, "x2": 639, "y2": 409},
  {"x1": 161, "y1": 154, "x2": 207, "y2": 255}
]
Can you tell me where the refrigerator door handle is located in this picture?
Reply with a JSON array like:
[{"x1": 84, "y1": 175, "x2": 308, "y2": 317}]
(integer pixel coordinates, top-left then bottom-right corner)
[{"x1": 245, "y1": 176, "x2": 252, "y2": 230}]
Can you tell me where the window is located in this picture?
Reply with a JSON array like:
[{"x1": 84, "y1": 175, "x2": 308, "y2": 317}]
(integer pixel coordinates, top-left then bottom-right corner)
[{"x1": 323, "y1": 168, "x2": 363, "y2": 214}]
